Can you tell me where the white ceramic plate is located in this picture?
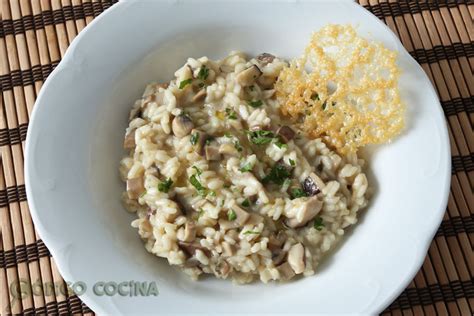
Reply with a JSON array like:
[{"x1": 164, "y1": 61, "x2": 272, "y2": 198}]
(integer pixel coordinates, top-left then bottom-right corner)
[{"x1": 25, "y1": 0, "x2": 450, "y2": 314}]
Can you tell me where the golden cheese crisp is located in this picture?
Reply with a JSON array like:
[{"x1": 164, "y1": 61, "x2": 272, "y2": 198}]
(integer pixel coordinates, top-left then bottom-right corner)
[{"x1": 276, "y1": 24, "x2": 405, "y2": 153}]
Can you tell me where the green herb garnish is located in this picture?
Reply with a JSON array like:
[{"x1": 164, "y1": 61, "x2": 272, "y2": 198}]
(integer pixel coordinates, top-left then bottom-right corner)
[
  {"x1": 225, "y1": 107, "x2": 237, "y2": 120},
  {"x1": 139, "y1": 190, "x2": 147, "y2": 198},
  {"x1": 311, "y1": 93, "x2": 320, "y2": 101},
  {"x1": 208, "y1": 190, "x2": 217, "y2": 197},
  {"x1": 241, "y1": 198, "x2": 250, "y2": 207},
  {"x1": 192, "y1": 166, "x2": 202, "y2": 176},
  {"x1": 262, "y1": 164, "x2": 290, "y2": 185},
  {"x1": 313, "y1": 217, "x2": 324, "y2": 231},
  {"x1": 205, "y1": 136, "x2": 214, "y2": 145},
  {"x1": 158, "y1": 178, "x2": 173, "y2": 193},
  {"x1": 246, "y1": 130, "x2": 275, "y2": 145},
  {"x1": 274, "y1": 141, "x2": 288, "y2": 149},
  {"x1": 234, "y1": 139, "x2": 243, "y2": 152},
  {"x1": 197, "y1": 208, "x2": 205, "y2": 219},
  {"x1": 290, "y1": 188, "x2": 307, "y2": 199},
  {"x1": 289, "y1": 159, "x2": 296, "y2": 166},
  {"x1": 179, "y1": 78, "x2": 193, "y2": 89},
  {"x1": 243, "y1": 230, "x2": 260, "y2": 235},
  {"x1": 197, "y1": 65, "x2": 209, "y2": 81},
  {"x1": 239, "y1": 162, "x2": 253, "y2": 173},
  {"x1": 189, "y1": 174, "x2": 207, "y2": 196},
  {"x1": 228, "y1": 210, "x2": 237, "y2": 221},
  {"x1": 190, "y1": 132, "x2": 199, "y2": 145},
  {"x1": 248, "y1": 100, "x2": 263, "y2": 108}
]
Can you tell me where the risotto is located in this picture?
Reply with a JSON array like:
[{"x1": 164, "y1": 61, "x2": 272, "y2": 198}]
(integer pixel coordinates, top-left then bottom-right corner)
[{"x1": 119, "y1": 50, "x2": 371, "y2": 284}]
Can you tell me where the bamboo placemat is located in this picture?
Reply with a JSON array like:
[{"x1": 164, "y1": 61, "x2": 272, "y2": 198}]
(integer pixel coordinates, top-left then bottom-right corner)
[{"x1": 0, "y1": 0, "x2": 472, "y2": 315}]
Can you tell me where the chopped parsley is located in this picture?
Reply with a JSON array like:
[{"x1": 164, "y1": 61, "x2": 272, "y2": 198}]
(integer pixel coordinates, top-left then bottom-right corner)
[
  {"x1": 192, "y1": 166, "x2": 202, "y2": 176},
  {"x1": 239, "y1": 162, "x2": 253, "y2": 173},
  {"x1": 241, "y1": 198, "x2": 251, "y2": 207},
  {"x1": 262, "y1": 164, "x2": 290, "y2": 185},
  {"x1": 243, "y1": 230, "x2": 260, "y2": 235},
  {"x1": 157, "y1": 178, "x2": 173, "y2": 193},
  {"x1": 225, "y1": 107, "x2": 237, "y2": 120},
  {"x1": 224, "y1": 132, "x2": 233, "y2": 138},
  {"x1": 190, "y1": 132, "x2": 199, "y2": 145},
  {"x1": 139, "y1": 190, "x2": 147, "y2": 198},
  {"x1": 205, "y1": 136, "x2": 215, "y2": 145},
  {"x1": 289, "y1": 159, "x2": 296, "y2": 166},
  {"x1": 208, "y1": 190, "x2": 217, "y2": 197},
  {"x1": 246, "y1": 130, "x2": 275, "y2": 145},
  {"x1": 290, "y1": 188, "x2": 307, "y2": 199},
  {"x1": 197, "y1": 208, "x2": 205, "y2": 219},
  {"x1": 227, "y1": 209, "x2": 237, "y2": 221},
  {"x1": 233, "y1": 139, "x2": 243, "y2": 152},
  {"x1": 274, "y1": 141, "x2": 288, "y2": 149},
  {"x1": 189, "y1": 174, "x2": 207, "y2": 196},
  {"x1": 247, "y1": 100, "x2": 263, "y2": 108},
  {"x1": 313, "y1": 217, "x2": 324, "y2": 231},
  {"x1": 197, "y1": 65, "x2": 209, "y2": 81},
  {"x1": 179, "y1": 78, "x2": 193, "y2": 89}
]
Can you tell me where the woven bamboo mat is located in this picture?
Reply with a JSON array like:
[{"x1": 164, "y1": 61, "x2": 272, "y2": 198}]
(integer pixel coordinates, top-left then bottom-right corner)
[{"x1": 0, "y1": 0, "x2": 472, "y2": 315}]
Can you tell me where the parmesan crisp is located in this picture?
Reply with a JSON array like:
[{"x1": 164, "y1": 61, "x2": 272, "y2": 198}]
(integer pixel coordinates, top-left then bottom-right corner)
[{"x1": 276, "y1": 24, "x2": 405, "y2": 153}]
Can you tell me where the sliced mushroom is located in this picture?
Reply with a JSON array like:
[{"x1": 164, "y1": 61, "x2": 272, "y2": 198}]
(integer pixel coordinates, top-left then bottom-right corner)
[
  {"x1": 191, "y1": 129, "x2": 208, "y2": 156},
  {"x1": 246, "y1": 213, "x2": 263, "y2": 226},
  {"x1": 205, "y1": 144, "x2": 221, "y2": 161},
  {"x1": 277, "y1": 262, "x2": 296, "y2": 281},
  {"x1": 257, "y1": 75, "x2": 276, "y2": 89},
  {"x1": 236, "y1": 65, "x2": 262, "y2": 87},
  {"x1": 192, "y1": 89, "x2": 207, "y2": 103},
  {"x1": 221, "y1": 242, "x2": 235, "y2": 257},
  {"x1": 126, "y1": 177, "x2": 144, "y2": 199},
  {"x1": 172, "y1": 114, "x2": 194, "y2": 138},
  {"x1": 123, "y1": 130, "x2": 136, "y2": 149},
  {"x1": 256, "y1": 53, "x2": 275, "y2": 66},
  {"x1": 174, "y1": 193, "x2": 195, "y2": 215},
  {"x1": 180, "y1": 222, "x2": 197, "y2": 242},
  {"x1": 285, "y1": 196, "x2": 323, "y2": 228},
  {"x1": 178, "y1": 241, "x2": 210, "y2": 257},
  {"x1": 288, "y1": 243, "x2": 305, "y2": 274},
  {"x1": 268, "y1": 231, "x2": 287, "y2": 251},
  {"x1": 302, "y1": 172, "x2": 325, "y2": 196},
  {"x1": 218, "y1": 143, "x2": 239, "y2": 157},
  {"x1": 184, "y1": 257, "x2": 201, "y2": 268},
  {"x1": 230, "y1": 205, "x2": 250, "y2": 227},
  {"x1": 276, "y1": 126, "x2": 295, "y2": 143},
  {"x1": 272, "y1": 249, "x2": 287, "y2": 266}
]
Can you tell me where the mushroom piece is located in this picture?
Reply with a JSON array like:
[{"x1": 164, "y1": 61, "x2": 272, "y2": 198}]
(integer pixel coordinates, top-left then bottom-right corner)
[
  {"x1": 285, "y1": 196, "x2": 323, "y2": 228},
  {"x1": 126, "y1": 177, "x2": 144, "y2": 199},
  {"x1": 276, "y1": 126, "x2": 296, "y2": 143},
  {"x1": 218, "y1": 143, "x2": 239, "y2": 157},
  {"x1": 190, "y1": 129, "x2": 208, "y2": 156},
  {"x1": 205, "y1": 144, "x2": 221, "y2": 161},
  {"x1": 172, "y1": 114, "x2": 194, "y2": 138},
  {"x1": 192, "y1": 89, "x2": 207, "y2": 103},
  {"x1": 276, "y1": 262, "x2": 296, "y2": 281},
  {"x1": 287, "y1": 243, "x2": 305, "y2": 274},
  {"x1": 272, "y1": 249, "x2": 287, "y2": 266},
  {"x1": 268, "y1": 231, "x2": 287, "y2": 251},
  {"x1": 221, "y1": 242, "x2": 236, "y2": 257},
  {"x1": 257, "y1": 76, "x2": 277, "y2": 89},
  {"x1": 302, "y1": 172, "x2": 325, "y2": 196},
  {"x1": 236, "y1": 65, "x2": 262, "y2": 87},
  {"x1": 256, "y1": 53, "x2": 275, "y2": 66},
  {"x1": 174, "y1": 193, "x2": 195, "y2": 215},
  {"x1": 178, "y1": 241, "x2": 210, "y2": 257},
  {"x1": 246, "y1": 213, "x2": 263, "y2": 226},
  {"x1": 123, "y1": 129, "x2": 136, "y2": 149},
  {"x1": 180, "y1": 222, "x2": 197, "y2": 242},
  {"x1": 230, "y1": 205, "x2": 250, "y2": 227}
]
